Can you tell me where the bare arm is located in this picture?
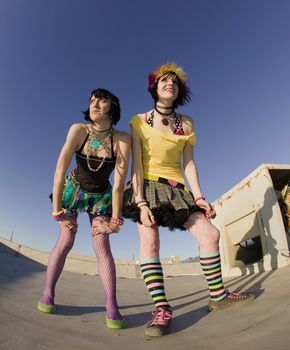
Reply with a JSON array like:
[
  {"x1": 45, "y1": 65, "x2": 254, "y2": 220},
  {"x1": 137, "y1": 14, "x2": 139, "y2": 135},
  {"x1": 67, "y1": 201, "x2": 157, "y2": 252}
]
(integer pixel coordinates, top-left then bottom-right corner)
[
  {"x1": 131, "y1": 125, "x2": 144, "y2": 202},
  {"x1": 111, "y1": 131, "x2": 131, "y2": 218},
  {"x1": 183, "y1": 117, "x2": 215, "y2": 218},
  {"x1": 52, "y1": 124, "x2": 86, "y2": 213},
  {"x1": 183, "y1": 148, "x2": 203, "y2": 199},
  {"x1": 131, "y1": 124, "x2": 156, "y2": 226}
]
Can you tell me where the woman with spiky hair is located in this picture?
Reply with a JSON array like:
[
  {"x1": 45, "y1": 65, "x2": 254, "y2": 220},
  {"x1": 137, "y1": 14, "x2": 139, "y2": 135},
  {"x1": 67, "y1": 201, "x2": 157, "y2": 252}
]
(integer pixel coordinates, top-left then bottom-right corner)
[
  {"x1": 123, "y1": 63, "x2": 255, "y2": 337},
  {"x1": 37, "y1": 88, "x2": 130, "y2": 330}
]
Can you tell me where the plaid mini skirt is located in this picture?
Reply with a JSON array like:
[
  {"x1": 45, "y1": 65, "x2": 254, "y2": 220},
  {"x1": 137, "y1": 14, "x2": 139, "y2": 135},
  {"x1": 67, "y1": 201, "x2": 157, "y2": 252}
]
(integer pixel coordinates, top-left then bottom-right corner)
[{"x1": 122, "y1": 174, "x2": 202, "y2": 230}]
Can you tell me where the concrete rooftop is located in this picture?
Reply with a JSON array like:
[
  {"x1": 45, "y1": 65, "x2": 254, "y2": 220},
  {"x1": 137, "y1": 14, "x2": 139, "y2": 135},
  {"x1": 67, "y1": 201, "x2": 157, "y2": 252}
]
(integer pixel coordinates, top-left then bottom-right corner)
[{"x1": 1, "y1": 243, "x2": 290, "y2": 350}]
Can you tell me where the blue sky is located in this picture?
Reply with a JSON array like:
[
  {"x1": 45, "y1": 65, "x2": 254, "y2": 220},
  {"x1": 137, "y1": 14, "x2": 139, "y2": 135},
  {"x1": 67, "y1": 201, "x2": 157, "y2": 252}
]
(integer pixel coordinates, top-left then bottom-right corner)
[{"x1": 0, "y1": 0, "x2": 289, "y2": 259}]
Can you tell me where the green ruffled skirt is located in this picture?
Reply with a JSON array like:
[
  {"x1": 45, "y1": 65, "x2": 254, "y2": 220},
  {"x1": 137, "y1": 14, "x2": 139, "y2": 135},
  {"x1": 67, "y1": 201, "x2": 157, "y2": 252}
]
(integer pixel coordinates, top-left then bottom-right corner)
[{"x1": 61, "y1": 171, "x2": 112, "y2": 216}]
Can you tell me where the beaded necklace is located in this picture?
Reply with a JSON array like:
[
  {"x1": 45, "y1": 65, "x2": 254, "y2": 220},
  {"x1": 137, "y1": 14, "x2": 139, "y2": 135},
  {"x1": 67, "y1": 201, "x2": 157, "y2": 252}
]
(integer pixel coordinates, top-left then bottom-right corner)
[
  {"x1": 147, "y1": 109, "x2": 179, "y2": 129},
  {"x1": 86, "y1": 126, "x2": 113, "y2": 172}
]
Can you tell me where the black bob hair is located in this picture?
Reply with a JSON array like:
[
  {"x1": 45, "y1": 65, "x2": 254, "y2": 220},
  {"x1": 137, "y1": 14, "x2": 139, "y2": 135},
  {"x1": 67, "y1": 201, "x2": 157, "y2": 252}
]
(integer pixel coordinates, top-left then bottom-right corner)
[{"x1": 83, "y1": 88, "x2": 121, "y2": 125}]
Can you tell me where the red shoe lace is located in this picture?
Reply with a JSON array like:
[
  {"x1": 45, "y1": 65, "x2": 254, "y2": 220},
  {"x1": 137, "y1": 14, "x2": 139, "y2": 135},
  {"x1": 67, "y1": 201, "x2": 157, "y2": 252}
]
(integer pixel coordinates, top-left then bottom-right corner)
[
  {"x1": 225, "y1": 290, "x2": 249, "y2": 300},
  {"x1": 150, "y1": 307, "x2": 172, "y2": 327}
]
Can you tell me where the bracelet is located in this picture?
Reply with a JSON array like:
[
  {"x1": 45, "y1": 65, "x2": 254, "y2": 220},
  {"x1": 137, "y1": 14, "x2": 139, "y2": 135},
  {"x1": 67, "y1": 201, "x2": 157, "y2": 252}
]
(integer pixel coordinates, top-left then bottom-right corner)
[
  {"x1": 108, "y1": 222, "x2": 120, "y2": 233},
  {"x1": 52, "y1": 209, "x2": 65, "y2": 220},
  {"x1": 194, "y1": 196, "x2": 205, "y2": 203},
  {"x1": 136, "y1": 199, "x2": 148, "y2": 208},
  {"x1": 137, "y1": 202, "x2": 148, "y2": 209},
  {"x1": 110, "y1": 217, "x2": 124, "y2": 226},
  {"x1": 136, "y1": 199, "x2": 147, "y2": 205}
]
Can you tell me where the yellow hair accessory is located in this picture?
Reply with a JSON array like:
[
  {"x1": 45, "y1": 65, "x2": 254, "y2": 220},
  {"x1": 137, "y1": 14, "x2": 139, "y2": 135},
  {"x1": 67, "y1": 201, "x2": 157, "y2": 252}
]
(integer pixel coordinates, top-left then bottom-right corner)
[
  {"x1": 151, "y1": 62, "x2": 188, "y2": 84},
  {"x1": 148, "y1": 62, "x2": 191, "y2": 106}
]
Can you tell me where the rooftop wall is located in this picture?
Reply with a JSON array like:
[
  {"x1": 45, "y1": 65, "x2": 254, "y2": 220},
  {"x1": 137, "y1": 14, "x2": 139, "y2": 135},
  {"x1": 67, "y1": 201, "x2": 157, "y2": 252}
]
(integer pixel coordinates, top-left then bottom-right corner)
[{"x1": 0, "y1": 237, "x2": 202, "y2": 278}]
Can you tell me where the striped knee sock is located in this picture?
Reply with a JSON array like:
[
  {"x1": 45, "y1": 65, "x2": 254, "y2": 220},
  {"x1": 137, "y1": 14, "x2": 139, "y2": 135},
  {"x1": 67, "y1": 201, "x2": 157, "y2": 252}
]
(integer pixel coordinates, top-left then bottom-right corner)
[
  {"x1": 200, "y1": 251, "x2": 227, "y2": 301},
  {"x1": 140, "y1": 258, "x2": 170, "y2": 309}
]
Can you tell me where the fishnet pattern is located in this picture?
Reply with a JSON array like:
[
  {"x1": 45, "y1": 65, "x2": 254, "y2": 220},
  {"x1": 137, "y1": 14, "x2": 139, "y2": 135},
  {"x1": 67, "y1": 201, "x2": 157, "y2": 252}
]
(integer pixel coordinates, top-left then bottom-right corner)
[
  {"x1": 40, "y1": 212, "x2": 122, "y2": 320},
  {"x1": 41, "y1": 213, "x2": 78, "y2": 305},
  {"x1": 91, "y1": 225, "x2": 122, "y2": 320},
  {"x1": 74, "y1": 156, "x2": 115, "y2": 193},
  {"x1": 137, "y1": 223, "x2": 160, "y2": 259},
  {"x1": 183, "y1": 211, "x2": 220, "y2": 253}
]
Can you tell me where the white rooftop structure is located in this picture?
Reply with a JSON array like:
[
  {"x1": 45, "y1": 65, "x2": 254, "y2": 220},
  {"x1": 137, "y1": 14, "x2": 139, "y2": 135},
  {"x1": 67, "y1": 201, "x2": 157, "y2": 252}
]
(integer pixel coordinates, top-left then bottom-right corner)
[{"x1": 212, "y1": 163, "x2": 290, "y2": 276}]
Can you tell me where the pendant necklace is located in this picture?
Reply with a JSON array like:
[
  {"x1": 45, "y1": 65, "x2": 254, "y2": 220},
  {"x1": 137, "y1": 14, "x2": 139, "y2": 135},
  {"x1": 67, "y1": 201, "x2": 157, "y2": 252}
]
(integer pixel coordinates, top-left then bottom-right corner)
[
  {"x1": 148, "y1": 109, "x2": 178, "y2": 128},
  {"x1": 154, "y1": 105, "x2": 175, "y2": 126}
]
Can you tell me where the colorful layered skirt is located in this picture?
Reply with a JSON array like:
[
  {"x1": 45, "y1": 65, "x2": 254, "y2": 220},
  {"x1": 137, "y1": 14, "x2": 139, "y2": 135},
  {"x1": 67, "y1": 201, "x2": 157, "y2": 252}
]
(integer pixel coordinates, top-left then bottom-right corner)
[{"x1": 59, "y1": 171, "x2": 112, "y2": 216}]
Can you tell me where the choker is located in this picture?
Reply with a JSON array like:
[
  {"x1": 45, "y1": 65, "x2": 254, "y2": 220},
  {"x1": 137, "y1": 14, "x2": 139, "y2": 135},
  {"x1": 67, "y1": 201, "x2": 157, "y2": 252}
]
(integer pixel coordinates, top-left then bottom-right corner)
[
  {"x1": 90, "y1": 125, "x2": 112, "y2": 133},
  {"x1": 154, "y1": 106, "x2": 174, "y2": 116}
]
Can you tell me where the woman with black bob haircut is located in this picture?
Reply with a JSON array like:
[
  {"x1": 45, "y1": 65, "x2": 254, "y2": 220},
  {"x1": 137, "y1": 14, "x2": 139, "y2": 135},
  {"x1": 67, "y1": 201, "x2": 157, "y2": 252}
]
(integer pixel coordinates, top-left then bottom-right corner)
[
  {"x1": 37, "y1": 87, "x2": 130, "y2": 330},
  {"x1": 83, "y1": 88, "x2": 121, "y2": 125}
]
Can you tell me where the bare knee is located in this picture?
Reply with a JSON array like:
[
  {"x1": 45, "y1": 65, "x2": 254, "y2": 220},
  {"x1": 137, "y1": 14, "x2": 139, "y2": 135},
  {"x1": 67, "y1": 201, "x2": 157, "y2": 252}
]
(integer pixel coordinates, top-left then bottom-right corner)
[
  {"x1": 209, "y1": 226, "x2": 220, "y2": 244},
  {"x1": 185, "y1": 212, "x2": 220, "y2": 242}
]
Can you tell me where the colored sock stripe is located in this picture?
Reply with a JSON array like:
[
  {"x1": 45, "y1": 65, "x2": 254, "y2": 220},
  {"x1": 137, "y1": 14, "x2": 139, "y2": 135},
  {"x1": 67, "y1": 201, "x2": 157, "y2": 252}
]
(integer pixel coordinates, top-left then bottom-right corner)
[
  {"x1": 210, "y1": 293, "x2": 227, "y2": 301},
  {"x1": 143, "y1": 271, "x2": 164, "y2": 277},
  {"x1": 199, "y1": 252, "x2": 226, "y2": 301},
  {"x1": 199, "y1": 251, "x2": 220, "y2": 258},
  {"x1": 140, "y1": 258, "x2": 161, "y2": 264},
  {"x1": 148, "y1": 282, "x2": 165, "y2": 289},
  {"x1": 201, "y1": 262, "x2": 221, "y2": 269},
  {"x1": 140, "y1": 259, "x2": 169, "y2": 309},
  {"x1": 203, "y1": 267, "x2": 222, "y2": 275},
  {"x1": 150, "y1": 289, "x2": 165, "y2": 295},
  {"x1": 200, "y1": 258, "x2": 221, "y2": 265},
  {"x1": 207, "y1": 277, "x2": 222, "y2": 285},
  {"x1": 206, "y1": 272, "x2": 222, "y2": 280},
  {"x1": 145, "y1": 276, "x2": 164, "y2": 284},
  {"x1": 200, "y1": 256, "x2": 221, "y2": 262},
  {"x1": 141, "y1": 268, "x2": 163, "y2": 273},
  {"x1": 208, "y1": 283, "x2": 224, "y2": 290}
]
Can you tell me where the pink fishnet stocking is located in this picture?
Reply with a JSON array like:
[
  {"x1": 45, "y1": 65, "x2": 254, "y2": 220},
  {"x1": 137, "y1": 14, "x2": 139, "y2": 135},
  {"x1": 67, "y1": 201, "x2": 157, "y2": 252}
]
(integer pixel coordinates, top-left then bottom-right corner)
[
  {"x1": 40, "y1": 214, "x2": 78, "y2": 306},
  {"x1": 92, "y1": 232, "x2": 122, "y2": 320}
]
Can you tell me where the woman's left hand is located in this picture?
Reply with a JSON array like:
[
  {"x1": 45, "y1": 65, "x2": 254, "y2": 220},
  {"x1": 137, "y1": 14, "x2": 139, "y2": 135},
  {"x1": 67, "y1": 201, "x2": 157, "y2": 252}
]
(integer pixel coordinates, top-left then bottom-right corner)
[
  {"x1": 195, "y1": 199, "x2": 216, "y2": 219},
  {"x1": 91, "y1": 217, "x2": 117, "y2": 236},
  {"x1": 108, "y1": 222, "x2": 120, "y2": 233}
]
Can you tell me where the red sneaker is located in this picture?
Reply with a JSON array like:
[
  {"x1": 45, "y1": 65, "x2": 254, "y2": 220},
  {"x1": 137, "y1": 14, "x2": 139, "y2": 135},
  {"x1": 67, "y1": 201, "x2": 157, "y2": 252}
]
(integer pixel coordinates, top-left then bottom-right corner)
[
  {"x1": 145, "y1": 306, "x2": 172, "y2": 337},
  {"x1": 208, "y1": 290, "x2": 255, "y2": 311}
]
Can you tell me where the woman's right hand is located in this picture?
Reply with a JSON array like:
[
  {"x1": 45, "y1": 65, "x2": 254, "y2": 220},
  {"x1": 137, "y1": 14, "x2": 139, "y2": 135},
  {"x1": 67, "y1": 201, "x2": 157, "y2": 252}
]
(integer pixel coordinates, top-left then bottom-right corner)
[{"x1": 140, "y1": 206, "x2": 156, "y2": 227}]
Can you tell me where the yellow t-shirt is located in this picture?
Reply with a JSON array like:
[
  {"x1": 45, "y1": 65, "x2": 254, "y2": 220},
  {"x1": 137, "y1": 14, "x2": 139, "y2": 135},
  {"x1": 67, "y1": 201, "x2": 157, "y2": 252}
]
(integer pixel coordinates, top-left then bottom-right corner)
[{"x1": 130, "y1": 114, "x2": 196, "y2": 185}]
